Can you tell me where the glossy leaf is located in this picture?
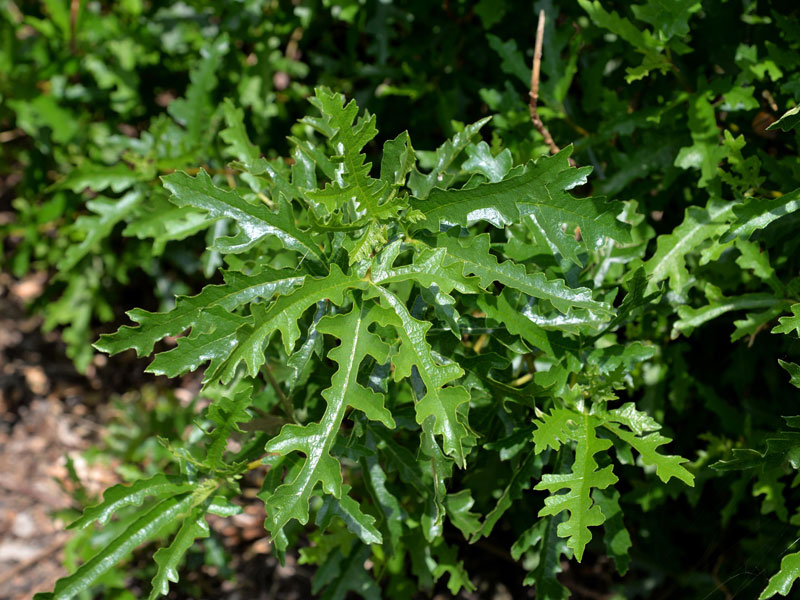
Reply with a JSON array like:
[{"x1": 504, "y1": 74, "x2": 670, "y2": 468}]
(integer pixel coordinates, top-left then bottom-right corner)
[
  {"x1": 68, "y1": 474, "x2": 194, "y2": 530},
  {"x1": 263, "y1": 301, "x2": 394, "y2": 535},
  {"x1": 773, "y1": 304, "x2": 800, "y2": 336},
  {"x1": 149, "y1": 508, "x2": 210, "y2": 600},
  {"x1": 535, "y1": 413, "x2": 618, "y2": 561},
  {"x1": 39, "y1": 493, "x2": 199, "y2": 600},
  {"x1": 369, "y1": 285, "x2": 471, "y2": 466},
  {"x1": 95, "y1": 268, "x2": 304, "y2": 357},
  {"x1": 760, "y1": 551, "x2": 800, "y2": 599},
  {"x1": 162, "y1": 170, "x2": 323, "y2": 261},
  {"x1": 435, "y1": 232, "x2": 612, "y2": 315},
  {"x1": 644, "y1": 199, "x2": 735, "y2": 296},
  {"x1": 766, "y1": 105, "x2": 800, "y2": 132},
  {"x1": 724, "y1": 188, "x2": 800, "y2": 242}
]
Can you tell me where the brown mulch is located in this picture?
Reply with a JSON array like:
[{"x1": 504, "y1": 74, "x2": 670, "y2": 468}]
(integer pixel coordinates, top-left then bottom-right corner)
[
  {"x1": 0, "y1": 271, "x2": 110, "y2": 599},
  {"x1": 0, "y1": 272, "x2": 314, "y2": 599}
]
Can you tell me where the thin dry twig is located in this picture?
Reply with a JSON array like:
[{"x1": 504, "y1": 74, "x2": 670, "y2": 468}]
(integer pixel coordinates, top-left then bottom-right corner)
[{"x1": 529, "y1": 10, "x2": 576, "y2": 166}]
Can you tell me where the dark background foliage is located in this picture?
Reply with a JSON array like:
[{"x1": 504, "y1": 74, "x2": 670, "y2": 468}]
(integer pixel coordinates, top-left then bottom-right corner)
[{"x1": 2, "y1": 1, "x2": 800, "y2": 598}]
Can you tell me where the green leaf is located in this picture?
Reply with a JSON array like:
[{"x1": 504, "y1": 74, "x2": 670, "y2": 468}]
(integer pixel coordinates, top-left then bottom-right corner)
[
  {"x1": 512, "y1": 515, "x2": 571, "y2": 599},
  {"x1": 535, "y1": 412, "x2": 618, "y2": 561},
  {"x1": 711, "y1": 426, "x2": 800, "y2": 472},
  {"x1": 372, "y1": 240, "x2": 480, "y2": 295},
  {"x1": 304, "y1": 88, "x2": 387, "y2": 217},
  {"x1": 146, "y1": 305, "x2": 246, "y2": 379},
  {"x1": 644, "y1": 199, "x2": 735, "y2": 296},
  {"x1": 369, "y1": 285, "x2": 472, "y2": 466},
  {"x1": 436, "y1": 232, "x2": 612, "y2": 315},
  {"x1": 162, "y1": 170, "x2": 323, "y2": 261},
  {"x1": 444, "y1": 489, "x2": 481, "y2": 538},
  {"x1": 264, "y1": 301, "x2": 394, "y2": 534},
  {"x1": 766, "y1": 105, "x2": 800, "y2": 132},
  {"x1": 360, "y1": 430, "x2": 405, "y2": 549},
  {"x1": 673, "y1": 284, "x2": 779, "y2": 337},
  {"x1": 723, "y1": 188, "x2": 800, "y2": 242},
  {"x1": 45, "y1": 493, "x2": 198, "y2": 600},
  {"x1": 478, "y1": 290, "x2": 579, "y2": 358},
  {"x1": 149, "y1": 508, "x2": 210, "y2": 600},
  {"x1": 601, "y1": 267, "x2": 661, "y2": 333},
  {"x1": 631, "y1": 0, "x2": 701, "y2": 39},
  {"x1": 473, "y1": 451, "x2": 539, "y2": 541},
  {"x1": 68, "y1": 474, "x2": 193, "y2": 530},
  {"x1": 167, "y1": 35, "x2": 229, "y2": 146},
  {"x1": 57, "y1": 191, "x2": 142, "y2": 272},
  {"x1": 413, "y1": 149, "x2": 630, "y2": 266},
  {"x1": 122, "y1": 201, "x2": 215, "y2": 255},
  {"x1": 462, "y1": 141, "x2": 513, "y2": 183},
  {"x1": 419, "y1": 419, "x2": 455, "y2": 542},
  {"x1": 316, "y1": 485, "x2": 383, "y2": 545},
  {"x1": 779, "y1": 360, "x2": 800, "y2": 388},
  {"x1": 760, "y1": 551, "x2": 800, "y2": 599},
  {"x1": 485, "y1": 34, "x2": 530, "y2": 86},
  {"x1": 379, "y1": 130, "x2": 416, "y2": 188},
  {"x1": 220, "y1": 98, "x2": 260, "y2": 168},
  {"x1": 773, "y1": 304, "x2": 800, "y2": 336},
  {"x1": 95, "y1": 268, "x2": 304, "y2": 357},
  {"x1": 209, "y1": 264, "x2": 366, "y2": 383},
  {"x1": 408, "y1": 117, "x2": 491, "y2": 199},
  {"x1": 204, "y1": 385, "x2": 253, "y2": 470},
  {"x1": 604, "y1": 416, "x2": 695, "y2": 486},
  {"x1": 533, "y1": 407, "x2": 582, "y2": 454},
  {"x1": 313, "y1": 545, "x2": 381, "y2": 600},
  {"x1": 673, "y1": 91, "x2": 729, "y2": 187},
  {"x1": 57, "y1": 163, "x2": 146, "y2": 194},
  {"x1": 578, "y1": 0, "x2": 671, "y2": 82},
  {"x1": 431, "y1": 540, "x2": 476, "y2": 594},
  {"x1": 593, "y1": 488, "x2": 632, "y2": 575}
]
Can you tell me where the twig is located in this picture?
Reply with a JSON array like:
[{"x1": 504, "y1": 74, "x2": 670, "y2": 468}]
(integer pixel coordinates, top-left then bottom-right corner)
[
  {"x1": 529, "y1": 10, "x2": 576, "y2": 166},
  {"x1": 69, "y1": 0, "x2": 80, "y2": 53},
  {"x1": 0, "y1": 128, "x2": 26, "y2": 143}
]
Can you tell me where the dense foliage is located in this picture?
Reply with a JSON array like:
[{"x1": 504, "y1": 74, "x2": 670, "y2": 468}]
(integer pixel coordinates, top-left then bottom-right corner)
[{"x1": 2, "y1": 1, "x2": 800, "y2": 598}]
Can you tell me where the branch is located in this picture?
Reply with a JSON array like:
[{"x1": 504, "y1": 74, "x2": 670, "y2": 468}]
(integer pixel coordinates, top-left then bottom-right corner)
[{"x1": 529, "y1": 10, "x2": 576, "y2": 166}]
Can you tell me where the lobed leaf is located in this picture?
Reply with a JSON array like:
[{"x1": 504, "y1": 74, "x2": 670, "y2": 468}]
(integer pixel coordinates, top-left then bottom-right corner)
[
  {"x1": 408, "y1": 117, "x2": 491, "y2": 199},
  {"x1": 68, "y1": 474, "x2": 193, "y2": 530},
  {"x1": 39, "y1": 493, "x2": 198, "y2": 600},
  {"x1": 436, "y1": 232, "x2": 612, "y2": 315},
  {"x1": 773, "y1": 304, "x2": 800, "y2": 336},
  {"x1": 644, "y1": 199, "x2": 735, "y2": 296},
  {"x1": 57, "y1": 191, "x2": 142, "y2": 272},
  {"x1": 369, "y1": 285, "x2": 472, "y2": 466},
  {"x1": 263, "y1": 301, "x2": 394, "y2": 535},
  {"x1": 95, "y1": 268, "x2": 304, "y2": 357},
  {"x1": 148, "y1": 508, "x2": 210, "y2": 600},
  {"x1": 209, "y1": 264, "x2": 367, "y2": 383},
  {"x1": 162, "y1": 170, "x2": 323, "y2": 261},
  {"x1": 604, "y1": 419, "x2": 694, "y2": 486},
  {"x1": 723, "y1": 188, "x2": 800, "y2": 242},
  {"x1": 535, "y1": 413, "x2": 618, "y2": 561},
  {"x1": 766, "y1": 105, "x2": 800, "y2": 132}
]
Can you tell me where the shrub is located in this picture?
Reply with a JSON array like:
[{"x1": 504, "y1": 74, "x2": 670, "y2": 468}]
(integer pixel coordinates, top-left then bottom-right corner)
[{"x1": 3, "y1": 1, "x2": 799, "y2": 598}]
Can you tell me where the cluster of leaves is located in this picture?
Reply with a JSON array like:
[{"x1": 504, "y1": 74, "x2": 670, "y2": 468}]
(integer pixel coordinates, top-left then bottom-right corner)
[{"x1": 3, "y1": 1, "x2": 800, "y2": 598}]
